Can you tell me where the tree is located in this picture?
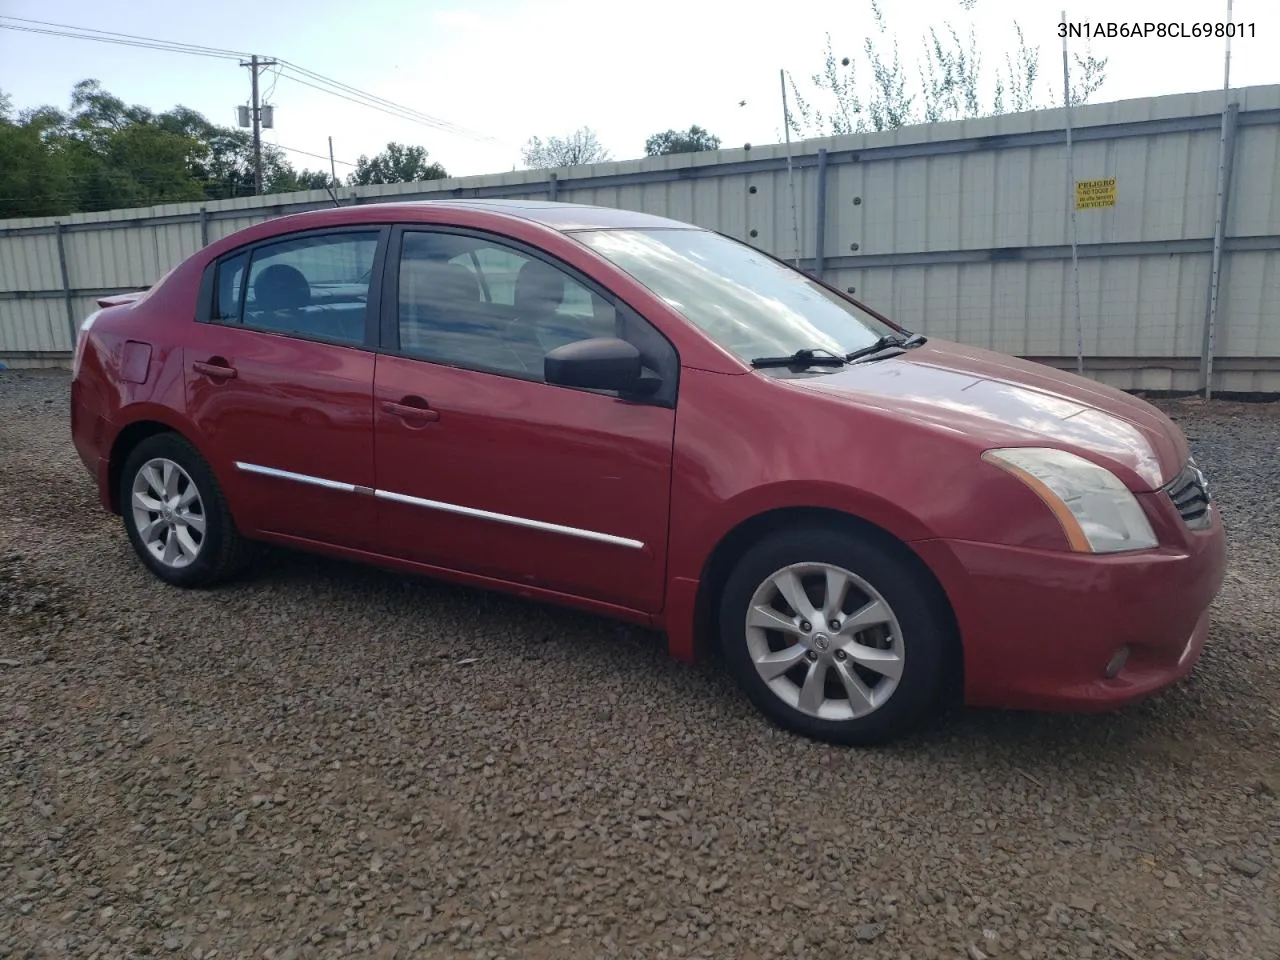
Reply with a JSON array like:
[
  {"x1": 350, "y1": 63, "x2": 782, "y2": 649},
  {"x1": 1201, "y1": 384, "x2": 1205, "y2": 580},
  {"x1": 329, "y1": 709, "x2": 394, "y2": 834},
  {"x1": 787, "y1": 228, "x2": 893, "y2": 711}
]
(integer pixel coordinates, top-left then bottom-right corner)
[
  {"x1": 291, "y1": 169, "x2": 337, "y2": 190},
  {"x1": 520, "y1": 127, "x2": 610, "y2": 169},
  {"x1": 0, "y1": 80, "x2": 400, "y2": 216},
  {"x1": 2, "y1": 81, "x2": 206, "y2": 214},
  {"x1": 0, "y1": 105, "x2": 74, "y2": 218},
  {"x1": 348, "y1": 142, "x2": 447, "y2": 185},
  {"x1": 89, "y1": 123, "x2": 206, "y2": 209},
  {"x1": 786, "y1": 0, "x2": 1108, "y2": 137},
  {"x1": 189, "y1": 127, "x2": 299, "y2": 200},
  {"x1": 153, "y1": 108, "x2": 297, "y2": 200},
  {"x1": 645, "y1": 125, "x2": 722, "y2": 156}
]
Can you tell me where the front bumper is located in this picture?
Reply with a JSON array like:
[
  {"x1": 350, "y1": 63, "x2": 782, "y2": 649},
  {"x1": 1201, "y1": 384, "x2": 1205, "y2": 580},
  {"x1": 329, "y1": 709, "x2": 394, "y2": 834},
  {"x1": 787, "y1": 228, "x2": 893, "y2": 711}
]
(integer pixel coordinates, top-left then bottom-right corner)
[{"x1": 913, "y1": 507, "x2": 1227, "y2": 711}]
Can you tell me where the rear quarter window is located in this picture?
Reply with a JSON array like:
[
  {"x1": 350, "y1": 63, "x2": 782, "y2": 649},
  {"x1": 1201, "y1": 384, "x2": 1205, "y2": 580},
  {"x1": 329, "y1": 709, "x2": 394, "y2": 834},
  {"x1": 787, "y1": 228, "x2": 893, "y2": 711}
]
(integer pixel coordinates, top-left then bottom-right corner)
[{"x1": 214, "y1": 252, "x2": 249, "y2": 323}]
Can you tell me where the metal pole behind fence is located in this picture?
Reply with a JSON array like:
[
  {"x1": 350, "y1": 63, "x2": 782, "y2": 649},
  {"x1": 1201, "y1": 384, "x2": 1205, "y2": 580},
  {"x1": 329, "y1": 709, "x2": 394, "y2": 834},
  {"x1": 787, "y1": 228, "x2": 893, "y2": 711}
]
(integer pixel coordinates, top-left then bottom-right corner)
[
  {"x1": 55, "y1": 222, "x2": 76, "y2": 348},
  {"x1": 1061, "y1": 11, "x2": 1085, "y2": 378},
  {"x1": 814, "y1": 148, "x2": 829, "y2": 280},
  {"x1": 780, "y1": 69, "x2": 802, "y2": 267},
  {"x1": 1203, "y1": 0, "x2": 1235, "y2": 400}
]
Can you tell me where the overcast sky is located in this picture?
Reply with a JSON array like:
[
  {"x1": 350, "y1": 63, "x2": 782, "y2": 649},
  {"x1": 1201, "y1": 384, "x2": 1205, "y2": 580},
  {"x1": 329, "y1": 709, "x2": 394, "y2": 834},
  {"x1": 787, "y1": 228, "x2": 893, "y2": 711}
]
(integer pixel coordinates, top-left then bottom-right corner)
[{"x1": 2, "y1": 0, "x2": 1277, "y2": 179}]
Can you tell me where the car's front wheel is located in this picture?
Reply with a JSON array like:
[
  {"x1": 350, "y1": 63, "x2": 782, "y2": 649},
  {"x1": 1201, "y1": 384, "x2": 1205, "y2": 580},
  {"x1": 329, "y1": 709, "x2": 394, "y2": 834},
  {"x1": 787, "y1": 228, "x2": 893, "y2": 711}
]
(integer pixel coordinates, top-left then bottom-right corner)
[
  {"x1": 719, "y1": 527, "x2": 951, "y2": 746},
  {"x1": 120, "y1": 433, "x2": 249, "y2": 588}
]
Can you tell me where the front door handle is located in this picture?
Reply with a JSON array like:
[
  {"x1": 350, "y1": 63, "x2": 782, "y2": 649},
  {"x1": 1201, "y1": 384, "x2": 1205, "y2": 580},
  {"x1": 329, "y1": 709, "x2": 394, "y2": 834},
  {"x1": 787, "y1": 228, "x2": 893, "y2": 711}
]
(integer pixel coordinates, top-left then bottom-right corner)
[
  {"x1": 192, "y1": 359, "x2": 237, "y2": 380},
  {"x1": 382, "y1": 398, "x2": 440, "y2": 423}
]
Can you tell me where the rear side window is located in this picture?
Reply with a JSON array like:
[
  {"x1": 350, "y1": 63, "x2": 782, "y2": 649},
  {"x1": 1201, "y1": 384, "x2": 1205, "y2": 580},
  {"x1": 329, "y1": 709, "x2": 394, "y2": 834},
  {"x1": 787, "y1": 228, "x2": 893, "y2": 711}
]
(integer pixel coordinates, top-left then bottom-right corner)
[{"x1": 212, "y1": 231, "x2": 379, "y2": 345}]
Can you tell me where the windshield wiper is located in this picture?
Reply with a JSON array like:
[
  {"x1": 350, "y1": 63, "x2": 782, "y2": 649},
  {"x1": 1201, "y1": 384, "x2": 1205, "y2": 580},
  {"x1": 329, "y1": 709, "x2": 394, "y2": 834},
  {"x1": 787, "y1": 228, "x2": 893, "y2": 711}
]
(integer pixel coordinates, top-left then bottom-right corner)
[
  {"x1": 844, "y1": 335, "x2": 905, "y2": 361},
  {"x1": 844, "y1": 331, "x2": 928, "y2": 362},
  {"x1": 750, "y1": 348, "x2": 847, "y2": 369}
]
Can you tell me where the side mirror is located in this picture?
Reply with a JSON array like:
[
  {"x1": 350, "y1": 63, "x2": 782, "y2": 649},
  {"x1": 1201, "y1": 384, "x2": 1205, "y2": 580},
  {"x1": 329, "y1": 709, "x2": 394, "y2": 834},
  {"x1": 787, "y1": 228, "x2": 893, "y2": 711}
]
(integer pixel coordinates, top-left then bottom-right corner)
[{"x1": 544, "y1": 337, "x2": 660, "y2": 395}]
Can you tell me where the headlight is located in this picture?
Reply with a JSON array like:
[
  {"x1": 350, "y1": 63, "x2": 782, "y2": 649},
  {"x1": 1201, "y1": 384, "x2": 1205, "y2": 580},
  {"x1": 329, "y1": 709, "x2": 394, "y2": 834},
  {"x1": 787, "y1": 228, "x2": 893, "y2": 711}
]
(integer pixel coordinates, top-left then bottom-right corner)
[{"x1": 982, "y1": 447, "x2": 1158, "y2": 554}]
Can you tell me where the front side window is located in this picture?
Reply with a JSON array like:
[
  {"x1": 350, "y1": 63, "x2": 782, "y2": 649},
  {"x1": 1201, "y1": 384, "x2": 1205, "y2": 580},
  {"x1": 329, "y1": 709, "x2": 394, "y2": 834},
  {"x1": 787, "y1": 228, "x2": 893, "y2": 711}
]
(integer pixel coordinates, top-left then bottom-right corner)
[
  {"x1": 575, "y1": 228, "x2": 895, "y2": 365},
  {"x1": 397, "y1": 231, "x2": 616, "y2": 380},
  {"x1": 227, "y1": 231, "x2": 379, "y2": 344}
]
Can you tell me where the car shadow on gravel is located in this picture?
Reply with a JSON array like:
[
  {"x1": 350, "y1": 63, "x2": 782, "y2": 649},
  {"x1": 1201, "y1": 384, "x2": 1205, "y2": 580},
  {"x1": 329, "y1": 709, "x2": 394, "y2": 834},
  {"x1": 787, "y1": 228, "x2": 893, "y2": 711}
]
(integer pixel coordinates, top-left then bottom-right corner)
[
  {"x1": 911, "y1": 701, "x2": 1159, "y2": 755},
  {"x1": 230, "y1": 542, "x2": 1228, "y2": 768},
  {"x1": 234, "y1": 542, "x2": 686, "y2": 672}
]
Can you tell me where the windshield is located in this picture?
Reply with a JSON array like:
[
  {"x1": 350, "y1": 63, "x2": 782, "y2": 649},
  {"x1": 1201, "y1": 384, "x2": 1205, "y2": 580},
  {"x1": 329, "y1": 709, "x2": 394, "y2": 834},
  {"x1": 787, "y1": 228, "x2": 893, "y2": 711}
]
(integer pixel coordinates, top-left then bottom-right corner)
[{"x1": 574, "y1": 228, "x2": 896, "y2": 364}]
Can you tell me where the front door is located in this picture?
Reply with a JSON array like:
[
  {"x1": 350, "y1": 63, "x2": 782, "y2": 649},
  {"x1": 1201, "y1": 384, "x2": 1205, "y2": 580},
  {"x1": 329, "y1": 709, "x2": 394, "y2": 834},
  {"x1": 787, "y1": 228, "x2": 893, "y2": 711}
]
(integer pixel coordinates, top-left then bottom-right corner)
[
  {"x1": 184, "y1": 227, "x2": 385, "y2": 549},
  {"x1": 371, "y1": 228, "x2": 678, "y2": 613}
]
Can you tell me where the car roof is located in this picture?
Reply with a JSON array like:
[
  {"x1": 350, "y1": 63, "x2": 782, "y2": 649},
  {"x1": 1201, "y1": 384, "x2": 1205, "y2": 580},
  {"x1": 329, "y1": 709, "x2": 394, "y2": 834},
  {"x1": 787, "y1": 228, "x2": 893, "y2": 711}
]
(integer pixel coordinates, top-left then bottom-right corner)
[{"x1": 343, "y1": 198, "x2": 701, "y2": 233}]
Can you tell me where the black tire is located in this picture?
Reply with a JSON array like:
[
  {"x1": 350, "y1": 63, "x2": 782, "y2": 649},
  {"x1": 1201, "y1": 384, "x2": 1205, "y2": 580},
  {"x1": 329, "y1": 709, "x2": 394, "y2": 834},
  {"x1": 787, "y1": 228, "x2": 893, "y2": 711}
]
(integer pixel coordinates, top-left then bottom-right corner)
[
  {"x1": 718, "y1": 526, "x2": 951, "y2": 746},
  {"x1": 119, "y1": 432, "x2": 251, "y2": 588}
]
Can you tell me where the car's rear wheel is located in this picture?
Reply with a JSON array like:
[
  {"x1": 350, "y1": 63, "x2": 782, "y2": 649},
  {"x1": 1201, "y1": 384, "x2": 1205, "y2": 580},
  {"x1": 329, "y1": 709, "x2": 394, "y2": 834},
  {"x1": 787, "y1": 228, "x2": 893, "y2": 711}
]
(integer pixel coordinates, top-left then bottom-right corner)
[
  {"x1": 120, "y1": 433, "x2": 249, "y2": 587},
  {"x1": 718, "y1": 527, "x2": 950, "y2": 745}
]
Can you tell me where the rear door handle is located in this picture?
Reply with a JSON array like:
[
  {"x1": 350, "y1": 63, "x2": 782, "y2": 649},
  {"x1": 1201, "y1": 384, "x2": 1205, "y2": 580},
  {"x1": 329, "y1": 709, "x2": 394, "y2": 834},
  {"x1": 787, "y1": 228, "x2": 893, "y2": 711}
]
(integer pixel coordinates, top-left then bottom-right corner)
[
  {"x1": 192, "y1": 359, "x2": 237, "y2": 380},
  {"x1": 381, "y1": 398, "x2": 440, "y2": 422}
]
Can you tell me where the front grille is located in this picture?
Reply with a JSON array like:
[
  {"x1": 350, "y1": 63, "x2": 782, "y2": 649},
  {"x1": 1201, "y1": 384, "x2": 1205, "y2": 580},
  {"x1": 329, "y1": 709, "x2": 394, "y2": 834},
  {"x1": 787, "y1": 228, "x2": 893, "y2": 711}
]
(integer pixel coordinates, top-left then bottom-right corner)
[{"x1": 1165, "y1": 459, "x2": 1212, "y2": 530}]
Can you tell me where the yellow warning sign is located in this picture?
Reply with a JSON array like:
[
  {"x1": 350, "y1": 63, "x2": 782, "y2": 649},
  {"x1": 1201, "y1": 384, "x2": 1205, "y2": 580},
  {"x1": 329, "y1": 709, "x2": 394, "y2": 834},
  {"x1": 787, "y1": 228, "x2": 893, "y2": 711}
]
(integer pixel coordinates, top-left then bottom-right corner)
[{"x1": 1075, "y1": 178, "x2": 1117, "y2": 210}]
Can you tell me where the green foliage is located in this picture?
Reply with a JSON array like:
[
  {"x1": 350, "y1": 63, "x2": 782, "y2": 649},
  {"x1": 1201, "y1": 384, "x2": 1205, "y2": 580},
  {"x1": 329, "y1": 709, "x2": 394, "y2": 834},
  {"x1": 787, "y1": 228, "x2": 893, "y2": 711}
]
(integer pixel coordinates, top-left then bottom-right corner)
[
  {"x1": 787, "y1": 0, "x2": 1108, "y2": 137},
  {"x1": 921, "y1": 23, "x2": 981, "y2": 123},
  {"x1": 863, "y1": 0, "x2": 915, "y2": 132},
  {"x1": 1066, "y1": 51, "x2": 1109, "y2": 107},
  {"x1": 644, "y1": 125, "x2": 722, "y2": 156},
  {"x1": 0, "y1": 81, "x2": 440, "y2": 218},
  {"x1": 291, "y1": 169, "x2": 336, "y2": 190},
  {"x1": 348, "y1": 142, "x2": 447, "y2": 185},
  {"x1": 0, "y1": 109, "x2": 74, "y2": 218}
]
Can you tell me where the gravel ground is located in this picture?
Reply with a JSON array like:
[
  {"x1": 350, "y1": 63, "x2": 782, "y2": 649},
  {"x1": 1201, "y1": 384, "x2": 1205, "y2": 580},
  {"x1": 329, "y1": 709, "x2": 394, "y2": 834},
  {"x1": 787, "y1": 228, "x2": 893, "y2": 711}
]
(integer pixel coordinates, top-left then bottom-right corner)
[{"x1": 1, "y1": 369, "x2": 1277, "y2": 960}]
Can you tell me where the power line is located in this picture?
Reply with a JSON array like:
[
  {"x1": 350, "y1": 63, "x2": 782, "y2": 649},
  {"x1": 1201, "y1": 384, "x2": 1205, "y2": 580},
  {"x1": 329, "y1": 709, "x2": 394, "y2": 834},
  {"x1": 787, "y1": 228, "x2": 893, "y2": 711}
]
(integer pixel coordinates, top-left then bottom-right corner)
[
  {"x1": 262, "y1": 63, "x2": 281, "y2": 102},
  {"x1": 0, "y1": 140, "x2": 348, "y2": 180},
  {"x1": 274, "y1": 62, "x2": 498, "y2": 142},
  {"x1": 275, "y1": 143, "x2": 356, "y2": 167},
  {"x1": 0, "y1": 23, "x2": 241, "y2": 60},
  {"x1": 0, "y1": 18, "x2": 249, "y2": 60},
  {"x1": 0, "y1": 15, "x2": 249, "y2": 56},
  {"x1": 1, "y1": 15, "x2": 500, "y2": 143},
  {"x1": 272, "y1": 70, "x2": 492, "y2": 142},
  {"x1": 0, "y1": 181, "x2": 259, "y2": 204}
]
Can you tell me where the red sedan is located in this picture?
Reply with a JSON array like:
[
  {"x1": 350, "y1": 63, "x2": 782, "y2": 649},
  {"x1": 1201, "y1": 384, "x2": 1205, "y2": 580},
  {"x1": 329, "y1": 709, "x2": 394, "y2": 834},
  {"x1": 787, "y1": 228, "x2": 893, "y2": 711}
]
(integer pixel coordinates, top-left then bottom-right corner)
[{"x1": 70, "y1": 200, "x2": 1226, "y2": 745}]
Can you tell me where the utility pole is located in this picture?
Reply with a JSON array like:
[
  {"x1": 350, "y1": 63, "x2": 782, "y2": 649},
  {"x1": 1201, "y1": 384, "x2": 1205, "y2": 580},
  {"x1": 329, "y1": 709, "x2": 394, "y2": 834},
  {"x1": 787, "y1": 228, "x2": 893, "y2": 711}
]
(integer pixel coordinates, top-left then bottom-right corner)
[
  {"x1": 239, "y1": 54, "x2": 278, "y2": 195},
  {"x1": 329, "y1": 136, "x2": 338, "y2": 188},
  {"x1": 1061, "y1": 11, "x2": 1084, "y2": 378}
]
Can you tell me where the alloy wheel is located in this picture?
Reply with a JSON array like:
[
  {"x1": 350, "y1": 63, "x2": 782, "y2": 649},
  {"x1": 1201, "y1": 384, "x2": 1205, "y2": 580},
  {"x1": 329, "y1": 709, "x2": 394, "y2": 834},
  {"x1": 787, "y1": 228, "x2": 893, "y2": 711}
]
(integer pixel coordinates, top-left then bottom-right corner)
[
  {"x1": 744, "y1": 561, "x2": 905, "y2": 720},
  {"x1": 130, "y1": 457, "x2": 206, "y2": 569}
]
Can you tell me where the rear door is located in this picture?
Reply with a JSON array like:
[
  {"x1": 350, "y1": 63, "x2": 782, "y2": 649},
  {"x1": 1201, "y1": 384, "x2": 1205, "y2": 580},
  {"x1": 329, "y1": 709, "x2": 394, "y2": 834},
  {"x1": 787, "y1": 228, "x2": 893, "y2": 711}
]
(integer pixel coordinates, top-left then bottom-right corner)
[
  {"x1": 183, "y1": 227, "x2": 387, "y2": 549},
  {"x1": 371, "y1": 227, "x2": 679, "y2": 613}
]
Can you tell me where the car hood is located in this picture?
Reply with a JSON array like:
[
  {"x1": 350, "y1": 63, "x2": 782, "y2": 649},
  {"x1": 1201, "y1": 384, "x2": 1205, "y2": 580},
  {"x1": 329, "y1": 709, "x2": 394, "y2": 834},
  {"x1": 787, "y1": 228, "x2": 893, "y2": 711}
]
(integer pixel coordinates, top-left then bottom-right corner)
[{"x1": 785, "y1": 339, "x2": 1187, "y2": 491}]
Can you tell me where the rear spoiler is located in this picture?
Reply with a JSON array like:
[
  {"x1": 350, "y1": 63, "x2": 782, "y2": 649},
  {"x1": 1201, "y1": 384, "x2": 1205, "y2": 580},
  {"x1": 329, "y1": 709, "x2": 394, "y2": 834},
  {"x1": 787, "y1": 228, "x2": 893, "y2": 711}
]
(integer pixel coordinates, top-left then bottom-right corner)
[{"x1": 96, "y1": 291, "x2": 147, "y2": 309}]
